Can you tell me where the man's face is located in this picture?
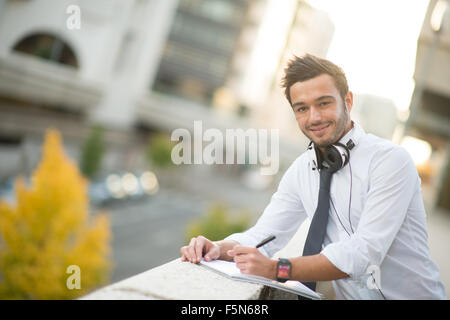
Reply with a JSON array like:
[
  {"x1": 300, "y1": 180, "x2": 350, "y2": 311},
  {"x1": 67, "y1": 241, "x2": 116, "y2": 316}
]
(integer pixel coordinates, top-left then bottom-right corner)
[{"x1": 289, "y1": 74, "x2": 353, "y2": 149}]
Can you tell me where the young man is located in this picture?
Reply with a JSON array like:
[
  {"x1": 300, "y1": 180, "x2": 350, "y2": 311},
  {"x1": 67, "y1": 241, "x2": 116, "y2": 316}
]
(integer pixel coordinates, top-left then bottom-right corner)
[{"x1": 180, "y1": 54, "x2": 446, "y2": 299}]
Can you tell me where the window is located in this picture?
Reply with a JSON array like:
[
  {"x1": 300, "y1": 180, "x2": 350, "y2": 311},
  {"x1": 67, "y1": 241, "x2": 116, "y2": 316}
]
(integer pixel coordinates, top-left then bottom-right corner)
[{"x1": 12, "y1": 33, "x2": 79, "y2": 68}]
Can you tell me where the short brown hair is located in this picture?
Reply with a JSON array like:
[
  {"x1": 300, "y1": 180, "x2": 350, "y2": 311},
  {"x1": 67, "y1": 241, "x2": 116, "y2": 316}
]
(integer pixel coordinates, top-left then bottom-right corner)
[{"x1": 281, "y1": 54, "x2": 349, "y2": 105}]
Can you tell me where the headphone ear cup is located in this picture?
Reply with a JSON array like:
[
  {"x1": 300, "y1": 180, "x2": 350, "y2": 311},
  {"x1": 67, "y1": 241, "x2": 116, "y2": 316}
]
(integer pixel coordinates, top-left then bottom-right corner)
[
  {"x1": 324, "y1": 146, "x2": 343, "y2": 172},
  {"x1": 324, "y1": 143, "x2": 350, "y2": 172},
  {"x1": 308, "y1": 141, "x2": 350, "y2": 171},
  {"x1": 333, "y1": 142, "x2": 350, "y2": 167}
]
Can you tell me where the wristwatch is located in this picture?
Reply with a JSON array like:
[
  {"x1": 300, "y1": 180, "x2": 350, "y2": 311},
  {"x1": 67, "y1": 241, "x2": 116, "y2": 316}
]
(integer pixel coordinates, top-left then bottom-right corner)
[{"x1": 276, "y1": 258, "x2": 292, "y2": 282}]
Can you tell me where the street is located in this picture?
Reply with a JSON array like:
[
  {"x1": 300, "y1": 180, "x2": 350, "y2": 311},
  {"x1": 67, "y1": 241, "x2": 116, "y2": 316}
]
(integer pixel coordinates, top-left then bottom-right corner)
[{"x1": 105, "y1": 187, "x2": 208, "y2": 282}]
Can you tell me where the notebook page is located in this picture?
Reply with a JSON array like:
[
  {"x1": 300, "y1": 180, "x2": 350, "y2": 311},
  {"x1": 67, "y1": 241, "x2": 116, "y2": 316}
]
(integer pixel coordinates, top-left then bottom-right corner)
[
  {"x1": 200, "y1": 259, "x2": 241, "y2": 276},
  {"x1": 199, "y1": 259, "x2": 321, "y2": 299}
]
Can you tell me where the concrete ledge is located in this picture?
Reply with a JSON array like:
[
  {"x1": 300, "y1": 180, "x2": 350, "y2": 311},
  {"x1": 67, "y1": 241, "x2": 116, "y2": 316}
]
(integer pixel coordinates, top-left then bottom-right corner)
[{"x1": 81, "y1": 258, "x2": 298, "y2": 300}]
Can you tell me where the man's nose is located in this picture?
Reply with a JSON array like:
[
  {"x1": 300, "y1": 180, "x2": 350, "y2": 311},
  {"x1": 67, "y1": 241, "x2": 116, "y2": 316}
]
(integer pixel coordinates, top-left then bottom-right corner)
[{"x1": 309, "y1": 107, "x2": 322, "y2": 122}]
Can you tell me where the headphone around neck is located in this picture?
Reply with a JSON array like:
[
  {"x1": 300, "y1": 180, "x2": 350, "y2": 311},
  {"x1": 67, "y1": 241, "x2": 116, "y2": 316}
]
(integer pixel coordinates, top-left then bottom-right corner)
[
  {"x1": 307, "y1": 138, "x2": 355, "y2": 235},
  {"x1": 308, "y1": 139, "x2": 355, "y2": 172}
]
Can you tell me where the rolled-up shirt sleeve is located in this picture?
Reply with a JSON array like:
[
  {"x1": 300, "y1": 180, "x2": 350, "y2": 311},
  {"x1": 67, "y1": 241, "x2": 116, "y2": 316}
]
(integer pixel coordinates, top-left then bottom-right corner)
[
  {"x1": 321, "y1": 145, "x2": 420, "y2": 279},
  {"x1": 225, "y1": 158, "x2": 308, "y2": 257}
]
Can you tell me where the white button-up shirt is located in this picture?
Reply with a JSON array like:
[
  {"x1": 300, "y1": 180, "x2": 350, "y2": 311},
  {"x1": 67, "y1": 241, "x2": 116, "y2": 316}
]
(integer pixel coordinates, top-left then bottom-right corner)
[{"x1": 225, "y1": 122, "x2": 446, "y2": 299}]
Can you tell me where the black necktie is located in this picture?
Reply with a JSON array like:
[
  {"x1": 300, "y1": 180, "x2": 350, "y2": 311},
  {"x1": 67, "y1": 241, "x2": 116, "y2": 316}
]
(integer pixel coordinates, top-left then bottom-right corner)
[{"x1": 300, "y1": 167, "x2": 335, "y2": 294}]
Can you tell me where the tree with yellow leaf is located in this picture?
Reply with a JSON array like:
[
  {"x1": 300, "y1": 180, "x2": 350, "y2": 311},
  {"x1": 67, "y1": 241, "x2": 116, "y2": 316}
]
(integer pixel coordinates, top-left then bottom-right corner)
[{"x1": 0, "y1": 129, "x2": 111, "y2": 299}]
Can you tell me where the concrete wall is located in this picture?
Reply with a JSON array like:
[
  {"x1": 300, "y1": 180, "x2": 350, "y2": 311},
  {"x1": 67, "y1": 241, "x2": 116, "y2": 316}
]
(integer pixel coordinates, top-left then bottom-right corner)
[{"x1": 81, "y1": 258, "x2": 298, "y2": 300}]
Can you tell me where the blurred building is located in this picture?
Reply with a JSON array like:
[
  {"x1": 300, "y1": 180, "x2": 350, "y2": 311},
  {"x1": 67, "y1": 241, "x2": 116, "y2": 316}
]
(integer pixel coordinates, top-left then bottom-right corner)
[
  {"x1": 352, "y1": 94, "x2": 398, "y2": 141},
  {"x1": 0, "y1": 0, "x2": 334, "y2": 180},
  {"x1": 0, "y1": 0, "x2": 179, "y2": 179},
  {"x1": 138, "y1": 0, "x2": 266, "y2": 132},
  {"x1": 152, "y1": 0, "x2": 251, "y2": 105},
  {"x1": 0, "y1": 0, "x2": 179, "y2": 128},
  {"x1": 255, "y1": 0, "x2": 334, "y2": 155},
  {"x1": 405, "y1": 0, "x2": 450, "y2": 213}
]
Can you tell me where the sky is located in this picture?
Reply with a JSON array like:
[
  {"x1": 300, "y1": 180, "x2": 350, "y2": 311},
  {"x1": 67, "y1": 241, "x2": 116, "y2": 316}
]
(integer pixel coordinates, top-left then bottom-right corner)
[{"x1": 306, "y1": 0, "x2": 431, "y2": 112}]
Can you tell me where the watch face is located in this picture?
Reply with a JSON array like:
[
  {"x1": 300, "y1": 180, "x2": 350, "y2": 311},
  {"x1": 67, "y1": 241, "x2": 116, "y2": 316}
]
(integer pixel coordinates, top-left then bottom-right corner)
[{"x1": 278, "y1": 264, "x2": 290, "y2": 278}]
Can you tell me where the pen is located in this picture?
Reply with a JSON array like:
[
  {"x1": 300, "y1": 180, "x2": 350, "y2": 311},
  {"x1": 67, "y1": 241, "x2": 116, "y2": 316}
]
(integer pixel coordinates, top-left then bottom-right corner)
[{"x1": 256, "y1": 235, "x2": 276, "y2": 248}]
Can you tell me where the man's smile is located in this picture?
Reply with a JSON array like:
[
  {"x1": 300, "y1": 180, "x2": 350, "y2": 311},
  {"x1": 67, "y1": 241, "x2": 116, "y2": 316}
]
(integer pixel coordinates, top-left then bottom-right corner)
[{"x1": 309, "y1": 123, "x2": 331, "y2": 137}]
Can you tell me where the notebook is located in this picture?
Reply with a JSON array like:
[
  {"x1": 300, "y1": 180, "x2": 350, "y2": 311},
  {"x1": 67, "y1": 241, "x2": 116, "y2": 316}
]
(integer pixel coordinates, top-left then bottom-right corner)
[{"x1": 199, "y1": 259, "x2": 322, "y2": 300}]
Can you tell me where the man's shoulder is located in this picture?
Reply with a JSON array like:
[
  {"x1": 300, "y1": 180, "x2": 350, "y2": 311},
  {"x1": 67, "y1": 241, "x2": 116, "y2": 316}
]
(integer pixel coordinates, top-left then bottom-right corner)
[
  {"x1": 364, "y1": 132, "x2": 394, "y2": 148},
  {"x1": 363, "y1": 133, "x2": 414, "y2": 168},
  {"x1": 363, "y1": 133, "x2": 406, "y2": 154}
]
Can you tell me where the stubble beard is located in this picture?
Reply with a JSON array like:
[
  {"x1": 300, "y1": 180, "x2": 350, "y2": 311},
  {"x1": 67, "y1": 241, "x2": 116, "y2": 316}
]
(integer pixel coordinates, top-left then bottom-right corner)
[{"x1": 302, "y1": 105, "x2": 350, "y2": 148}]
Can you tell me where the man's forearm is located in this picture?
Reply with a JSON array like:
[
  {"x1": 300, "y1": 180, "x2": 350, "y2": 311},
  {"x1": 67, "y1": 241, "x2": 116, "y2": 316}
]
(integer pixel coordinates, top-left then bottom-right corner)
[
  {"x1": 290, "y1": 254, "x2": 349, "y2": 282},
  {"x1": 214, "y1": 240, "x2": 240, "y2": 261}
]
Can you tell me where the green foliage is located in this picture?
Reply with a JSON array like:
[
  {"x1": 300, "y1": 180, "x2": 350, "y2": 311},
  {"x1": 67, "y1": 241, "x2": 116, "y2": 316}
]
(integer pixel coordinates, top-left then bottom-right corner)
[
  {"x1": 80, "y1": 126, "x2": 104, "y2": 179},
  {"x1": 186, "y1": 203, "x2": 252, "y2": 242},
  {"x1": 146, "y1": 133, "x2": 174, "y2": 168}
]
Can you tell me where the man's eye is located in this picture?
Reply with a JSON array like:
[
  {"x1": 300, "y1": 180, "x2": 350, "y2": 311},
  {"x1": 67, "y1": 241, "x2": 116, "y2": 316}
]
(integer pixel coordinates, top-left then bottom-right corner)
[
  {"x1": 296, "y1": 107, "x2": 307, "y2": 113},
  {"x1": 319, "y1": 102, "x2": 330, "y2": 107}
]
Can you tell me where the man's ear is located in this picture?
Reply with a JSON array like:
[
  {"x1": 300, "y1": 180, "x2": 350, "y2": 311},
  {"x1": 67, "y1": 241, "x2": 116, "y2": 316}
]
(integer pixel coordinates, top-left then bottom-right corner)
[{"x1": 345, "y1": 91, "x2": 354, "y2": 113}]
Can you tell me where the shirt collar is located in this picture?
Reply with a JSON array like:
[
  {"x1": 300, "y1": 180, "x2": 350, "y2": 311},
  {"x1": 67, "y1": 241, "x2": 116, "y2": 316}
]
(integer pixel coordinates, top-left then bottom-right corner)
[{"x1": 337, "y1": 120, "x2": 365, "y2": 149}]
